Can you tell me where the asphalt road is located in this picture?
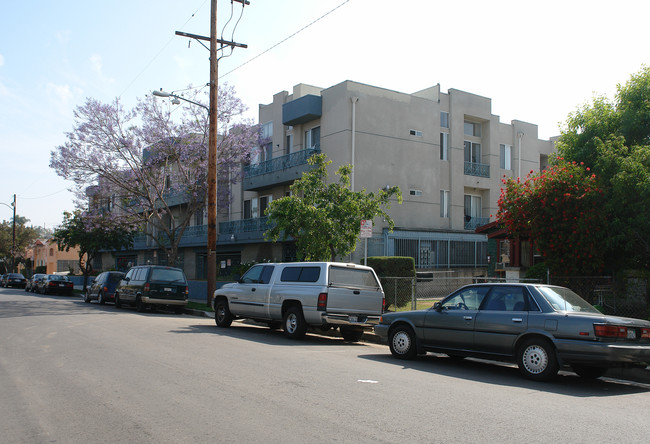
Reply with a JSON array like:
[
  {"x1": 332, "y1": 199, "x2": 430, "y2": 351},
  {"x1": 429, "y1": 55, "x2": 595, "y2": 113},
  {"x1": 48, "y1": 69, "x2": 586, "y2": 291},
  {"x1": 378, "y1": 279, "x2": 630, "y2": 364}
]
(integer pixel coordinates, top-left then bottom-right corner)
[{"x1": 1, "y1": 287, "x2": 650, "y2": 444}]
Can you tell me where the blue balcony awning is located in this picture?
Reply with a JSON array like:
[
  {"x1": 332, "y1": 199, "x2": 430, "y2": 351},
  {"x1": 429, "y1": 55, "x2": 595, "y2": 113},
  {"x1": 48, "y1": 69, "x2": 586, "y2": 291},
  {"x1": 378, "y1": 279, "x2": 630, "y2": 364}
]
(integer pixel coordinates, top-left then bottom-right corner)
[{"x1": 282, "y1": 95, "x2": 322, "y2": 126}]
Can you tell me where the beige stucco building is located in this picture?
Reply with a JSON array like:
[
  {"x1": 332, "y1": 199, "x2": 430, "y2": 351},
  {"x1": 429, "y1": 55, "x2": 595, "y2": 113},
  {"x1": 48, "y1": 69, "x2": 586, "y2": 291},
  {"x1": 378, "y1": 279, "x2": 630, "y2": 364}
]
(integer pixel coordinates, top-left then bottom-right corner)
[
  {"x1": 32, "y1": 238, "x2": 84, "y2": 274},
  {"x1": 217, "y1": 81, "x2": 554, "y2": 270}
]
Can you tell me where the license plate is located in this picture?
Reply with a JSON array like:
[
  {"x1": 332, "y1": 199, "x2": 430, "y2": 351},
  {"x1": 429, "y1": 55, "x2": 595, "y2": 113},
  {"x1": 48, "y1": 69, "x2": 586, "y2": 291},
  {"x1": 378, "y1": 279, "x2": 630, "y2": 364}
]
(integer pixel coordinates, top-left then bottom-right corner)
[
  {"x1": 349, "y1": 315, "x2": 358, "y2": 322},
  {"x1": 164, "y1": 287, "x2": 173, "y2": 292},
  {"x1": 628, "y1": 329, "x2": 636, "y2": 339},
  {"x1": 58, "y1": 283, "x2": 64, "y2": 287}
]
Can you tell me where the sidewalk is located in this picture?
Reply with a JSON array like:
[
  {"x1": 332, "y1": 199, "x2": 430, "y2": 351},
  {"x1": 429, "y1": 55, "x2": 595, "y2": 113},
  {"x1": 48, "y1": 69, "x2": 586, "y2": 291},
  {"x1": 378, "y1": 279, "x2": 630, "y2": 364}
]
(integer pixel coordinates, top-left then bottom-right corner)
[{"x1": 182, "y1": 306, "x2": 650, "y2": 385}]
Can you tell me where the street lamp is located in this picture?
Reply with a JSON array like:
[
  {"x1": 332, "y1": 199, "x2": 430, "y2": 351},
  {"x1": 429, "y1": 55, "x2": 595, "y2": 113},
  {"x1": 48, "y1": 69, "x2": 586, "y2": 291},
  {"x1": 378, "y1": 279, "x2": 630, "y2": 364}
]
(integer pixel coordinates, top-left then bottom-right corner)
[{"x1": 152, "y1": 89, "x2": 210, "y2": 114}]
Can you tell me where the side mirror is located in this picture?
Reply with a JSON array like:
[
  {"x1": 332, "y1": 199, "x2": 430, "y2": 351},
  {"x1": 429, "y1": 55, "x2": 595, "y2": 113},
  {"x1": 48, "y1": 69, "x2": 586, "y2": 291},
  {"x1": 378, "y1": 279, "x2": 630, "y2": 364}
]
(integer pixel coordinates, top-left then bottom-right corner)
[
  {"x1": 433, "y1": 301, "x2": 443, "y2": 312},
  {"x1": 124, "y1": 277, "x2": 131, "y2": 282}
]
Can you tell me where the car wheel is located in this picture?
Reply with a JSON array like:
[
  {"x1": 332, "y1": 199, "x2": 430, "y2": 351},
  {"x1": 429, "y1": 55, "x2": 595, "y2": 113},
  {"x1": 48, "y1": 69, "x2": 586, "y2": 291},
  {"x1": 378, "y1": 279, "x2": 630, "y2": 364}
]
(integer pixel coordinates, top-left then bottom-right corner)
[
  {"x1": 83, "y1": 290, "x2": 91, "y2": 303},
  {"x1": 572, "y1": 365, "x2": 608, "y2": 379},
  {"x1": 517, "y1": 337, "x2": 559, "y2": 381},
  {"x1": 135, "y1": 296, "x2": 147, "y2": 313},
  {"x1": 283, "y1": 306, "x2": 307, "y2": 339},
  {"x1": 340, "y1": 326, "x2": 364, "y2": 342},
  {"x1": 114, "y1": 293, "x2": 122, "y2": 309},
  {"x1": 97, "y1": 291, "x2": 105, "y2": 305},
  {"x1": 388, "y1": 325, "x2": 417, "y2": 360},
  {"x1": 214, "y1": 299, "x2": 233, "y2": 327}
]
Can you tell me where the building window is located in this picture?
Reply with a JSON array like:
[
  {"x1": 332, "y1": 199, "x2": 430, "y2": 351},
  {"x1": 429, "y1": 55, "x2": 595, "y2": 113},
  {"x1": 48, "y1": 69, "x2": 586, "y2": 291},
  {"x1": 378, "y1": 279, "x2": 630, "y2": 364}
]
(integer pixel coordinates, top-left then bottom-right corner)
[
  {"x1": 409, "y1": 129, "x2": 423, "y2": 137},
  {"x1": 440, "y1": 190, "x2": 450, "y2": 218},
  {"x1": 194, "y1": 208, "x2": 204, "y2": 226},
  {"x1": 464, "y1": 194, "x2": 483, "y2": 229},
  {"x1": 500, "y1": 144, "x2": 512, "y2": 170},
  {"x1": 409, "y1": 189, "x2": 423, "y2": 197},
  {"x1": 464, "y1": 141, "x2": 482, "y2": 163},
  {"x1": 49, "y1": 248, "x2": 54, "y2": 256},
  {"x1": 464, "y1": 121, "x2": 481, "y2": 137},
  {"x1": 243, "y1": 199, "x2": 252, "y2": 219},
  {"x1": 305, "y1": 126, "x2": 320, "y2": 150},
  {"x1": 261, "y1": 121, "x2": 273, "y2": 139},
  {"x1": 440, "y1": 132, "x2": 449, "y2": 160},
  {"x1": 441, "y1": 112, "x2": 449, "y2": 129},
  {"x1": 259, "y1": 195, "x2": 272, "y2": 217},
  {"x1": 286, "y1": 133, "x2": 293, "y2": 155}
]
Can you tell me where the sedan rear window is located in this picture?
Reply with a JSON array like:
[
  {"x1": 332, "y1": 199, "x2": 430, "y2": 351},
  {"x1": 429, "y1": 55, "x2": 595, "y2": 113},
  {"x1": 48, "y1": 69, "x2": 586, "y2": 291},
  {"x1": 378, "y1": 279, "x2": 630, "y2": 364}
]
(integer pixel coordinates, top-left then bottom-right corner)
[{"x1": 537, "y1": 286, "x2": 600, "y2": 313}]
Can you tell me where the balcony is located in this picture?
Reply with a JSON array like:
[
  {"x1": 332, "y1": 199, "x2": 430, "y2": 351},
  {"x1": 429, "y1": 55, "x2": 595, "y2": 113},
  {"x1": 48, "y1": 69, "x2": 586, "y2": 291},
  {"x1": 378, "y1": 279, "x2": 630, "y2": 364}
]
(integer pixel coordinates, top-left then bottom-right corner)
[
  {"x1": 243, "y1": 147, "x2": 319, "y2": 191},
  {"x1": 464, "y1": 161, "x2": 490, "y2": 178},
  {"x1": 464, "y1": 216, "x2": 490, "y2": 231},
  {"x1": 218, "y1": 217, "x2": 273, "y2": 244},
  {"x1": 132, "y1": 224, "x2": 208, "y2": 250},
  {"x1": 282, "y1": 94, "x2": 322, "y2": 126}
]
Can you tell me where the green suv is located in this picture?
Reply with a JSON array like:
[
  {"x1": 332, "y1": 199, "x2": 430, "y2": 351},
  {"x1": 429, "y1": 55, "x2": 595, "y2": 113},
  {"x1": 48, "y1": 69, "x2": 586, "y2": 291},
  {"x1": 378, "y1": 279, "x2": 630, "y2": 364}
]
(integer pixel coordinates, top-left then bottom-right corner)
[{"x1": 114, "y1": 265, "x2": 189, "y2": 313}]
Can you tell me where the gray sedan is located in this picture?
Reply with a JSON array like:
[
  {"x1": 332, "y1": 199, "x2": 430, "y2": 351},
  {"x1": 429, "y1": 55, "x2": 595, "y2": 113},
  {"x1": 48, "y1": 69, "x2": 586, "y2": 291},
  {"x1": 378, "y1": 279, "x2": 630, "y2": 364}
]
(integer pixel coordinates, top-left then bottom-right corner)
[{"x1": 374, "y1": 283, "x2": 650, "y2": 380}]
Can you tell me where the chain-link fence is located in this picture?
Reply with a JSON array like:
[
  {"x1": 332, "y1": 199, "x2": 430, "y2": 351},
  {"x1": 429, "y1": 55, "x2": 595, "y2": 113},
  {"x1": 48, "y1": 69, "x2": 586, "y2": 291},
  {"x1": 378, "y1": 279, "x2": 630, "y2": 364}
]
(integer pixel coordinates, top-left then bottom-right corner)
[{"x1": 380, "y1": 275, "x2": 649, "y2": 319}]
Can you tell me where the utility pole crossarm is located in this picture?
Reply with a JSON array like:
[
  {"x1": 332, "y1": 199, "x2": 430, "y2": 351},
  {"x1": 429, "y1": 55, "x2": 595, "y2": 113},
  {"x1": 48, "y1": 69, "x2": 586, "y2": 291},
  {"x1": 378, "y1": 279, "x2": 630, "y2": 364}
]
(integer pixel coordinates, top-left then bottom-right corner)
[{"x1": 175, "y1": 31, "x2": 248, "y2": 49}]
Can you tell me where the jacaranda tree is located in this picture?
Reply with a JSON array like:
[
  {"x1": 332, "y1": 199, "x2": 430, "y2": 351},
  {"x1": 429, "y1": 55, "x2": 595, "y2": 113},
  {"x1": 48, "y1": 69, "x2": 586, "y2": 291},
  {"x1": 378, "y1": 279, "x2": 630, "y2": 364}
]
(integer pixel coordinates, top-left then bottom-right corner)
[
  {"x1": 497, "y1": 160, "x2": 606, "y2": 276},
  {"x1": 50, "y1": 85, "x2": 258, "y2": 266}
]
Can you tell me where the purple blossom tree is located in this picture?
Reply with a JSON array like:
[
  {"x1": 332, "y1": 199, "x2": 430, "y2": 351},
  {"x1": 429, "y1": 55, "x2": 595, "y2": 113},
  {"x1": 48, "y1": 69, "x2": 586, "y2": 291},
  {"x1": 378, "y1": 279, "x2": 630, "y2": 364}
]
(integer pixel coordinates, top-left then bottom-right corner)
[{"x1": 50, "y1": 84, "x2": 259, "y2": 266}]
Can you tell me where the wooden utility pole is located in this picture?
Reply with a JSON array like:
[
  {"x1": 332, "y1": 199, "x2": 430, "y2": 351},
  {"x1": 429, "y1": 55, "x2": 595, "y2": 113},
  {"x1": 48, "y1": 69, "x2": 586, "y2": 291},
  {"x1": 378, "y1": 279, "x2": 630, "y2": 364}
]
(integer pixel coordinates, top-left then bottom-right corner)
[
  {"x1": 175, "y1": 1, "x2": 248, "y2": 306},
  {"x1": 206, "y1": 0, "x2": 218, "y2": 307}
]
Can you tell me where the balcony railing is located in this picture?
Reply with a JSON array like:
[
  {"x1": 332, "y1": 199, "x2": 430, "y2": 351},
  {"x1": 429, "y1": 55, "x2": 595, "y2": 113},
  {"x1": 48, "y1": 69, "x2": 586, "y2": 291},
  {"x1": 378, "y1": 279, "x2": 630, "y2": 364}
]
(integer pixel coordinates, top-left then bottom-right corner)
[
  {"x1": 219, "y1": 217, "x2": 272, "y2": 234},
  {"x1": 132, "y1": 224, "x2": 208, "y2": 249},
  {"x1": 464, "y1": 161, "x2": 490, "y2": 178},
  {"x1": 464, "y1": 216, "x2": 490, "y2": 230},
  {"x1": 244, "y1": 147, "x2": 320, "y2": 178}
]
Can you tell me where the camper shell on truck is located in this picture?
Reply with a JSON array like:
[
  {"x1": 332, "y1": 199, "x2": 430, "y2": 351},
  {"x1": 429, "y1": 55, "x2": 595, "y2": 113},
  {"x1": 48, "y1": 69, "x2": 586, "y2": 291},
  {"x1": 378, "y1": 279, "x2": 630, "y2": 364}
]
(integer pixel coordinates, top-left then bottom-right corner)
[{"x1": 212, "y1": 262, "x2": 385, "y2": 341}]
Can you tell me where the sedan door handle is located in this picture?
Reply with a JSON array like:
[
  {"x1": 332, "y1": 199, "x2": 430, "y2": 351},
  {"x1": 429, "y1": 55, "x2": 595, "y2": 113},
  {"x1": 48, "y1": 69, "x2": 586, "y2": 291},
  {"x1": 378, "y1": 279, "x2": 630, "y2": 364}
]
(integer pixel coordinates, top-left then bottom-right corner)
[
  {"x1": 512, "y1": 318, "x2": 523, "y2": 323},
  {"x1": 464, "y1": 316, "x2": 473, "y2": 321},
  {"x1": 353, "y1": 290, "x2": 360, "y2": 295}
]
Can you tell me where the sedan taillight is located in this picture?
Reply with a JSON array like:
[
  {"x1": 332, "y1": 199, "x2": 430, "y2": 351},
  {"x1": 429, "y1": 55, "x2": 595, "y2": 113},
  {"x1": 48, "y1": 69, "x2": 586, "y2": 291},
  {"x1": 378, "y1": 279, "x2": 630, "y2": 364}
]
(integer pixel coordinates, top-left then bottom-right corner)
[
  {"x1": 594, "y1": 324, "x2": 628, "y2": 338},
  {"x1": 642, "y1": 328, "x2": 650, "y2": 339}
]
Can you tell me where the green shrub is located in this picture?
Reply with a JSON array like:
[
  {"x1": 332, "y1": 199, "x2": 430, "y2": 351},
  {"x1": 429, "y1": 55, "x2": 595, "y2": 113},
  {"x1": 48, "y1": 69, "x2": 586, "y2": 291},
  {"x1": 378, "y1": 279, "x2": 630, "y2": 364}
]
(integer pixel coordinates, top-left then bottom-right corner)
[{"x1": 365, "y1": 257, "x2": 415, "y2": 309}]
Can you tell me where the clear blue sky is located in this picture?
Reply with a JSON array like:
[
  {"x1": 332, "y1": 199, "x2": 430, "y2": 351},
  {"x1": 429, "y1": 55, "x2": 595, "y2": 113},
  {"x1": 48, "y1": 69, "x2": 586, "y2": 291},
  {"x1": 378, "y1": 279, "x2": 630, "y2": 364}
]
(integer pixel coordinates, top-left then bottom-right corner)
[{"x1": 1, "y1": 0, "x2": 649, "y2": 229}]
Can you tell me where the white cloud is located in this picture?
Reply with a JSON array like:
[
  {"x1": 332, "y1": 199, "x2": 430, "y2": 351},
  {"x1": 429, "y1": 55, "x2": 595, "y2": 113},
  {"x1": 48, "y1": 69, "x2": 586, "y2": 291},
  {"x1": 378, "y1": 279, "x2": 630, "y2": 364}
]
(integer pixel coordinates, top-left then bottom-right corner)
[
  {"x1": 90, "y1": 54, "x2": 115, "y2": 86},
  {"x1": 47, "y1": 83, "x2": 74, "y2": 104}
]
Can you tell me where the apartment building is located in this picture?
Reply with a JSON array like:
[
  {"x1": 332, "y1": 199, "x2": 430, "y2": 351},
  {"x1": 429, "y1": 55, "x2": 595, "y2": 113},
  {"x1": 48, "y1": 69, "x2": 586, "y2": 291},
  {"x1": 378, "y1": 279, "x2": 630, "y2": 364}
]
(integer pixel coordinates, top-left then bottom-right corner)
[
  {"x1": 32, "y1": 238, "x2": 84, "y2": 274},
  {"x1": 217, "y1": 81, "x2": 554, "y2": 271}
]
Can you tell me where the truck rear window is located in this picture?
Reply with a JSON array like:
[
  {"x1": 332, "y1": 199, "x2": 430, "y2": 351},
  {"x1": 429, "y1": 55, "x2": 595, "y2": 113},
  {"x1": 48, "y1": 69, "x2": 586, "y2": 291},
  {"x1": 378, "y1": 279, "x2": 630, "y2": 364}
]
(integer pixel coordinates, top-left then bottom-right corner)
[
  {"x1": 329, "y1": 266, "x2": 380, "y2": 289},
  {"x1": 280, "y1": 266, "x2": 321, "y2": 283}
]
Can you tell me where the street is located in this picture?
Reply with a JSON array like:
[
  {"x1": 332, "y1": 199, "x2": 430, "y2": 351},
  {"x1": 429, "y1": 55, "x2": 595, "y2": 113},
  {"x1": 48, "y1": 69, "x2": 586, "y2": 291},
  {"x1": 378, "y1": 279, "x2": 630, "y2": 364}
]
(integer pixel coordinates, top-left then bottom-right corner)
[{"x1": 1, "y1": 288, "x2": 650, "y2": 444}]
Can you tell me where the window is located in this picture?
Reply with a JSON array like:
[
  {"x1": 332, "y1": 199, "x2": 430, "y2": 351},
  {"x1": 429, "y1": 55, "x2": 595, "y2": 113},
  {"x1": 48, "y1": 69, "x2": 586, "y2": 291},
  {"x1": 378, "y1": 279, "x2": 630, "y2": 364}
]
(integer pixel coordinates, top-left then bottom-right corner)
[
  {"x1": 194, "y1": 208, "x2": 204, "y2": 226},
  {"x1": 242, "y1": 265, "x2": 274, "y2": 284},
  {"x1": 440, "y1": 190, "x2": 450, "y2": 218},
  {"x1": 464, "y1": 195, "x2": 482, "y2": 221},
  {"x1": 244, "y1": 198, "x2": 258, "y2": 219},
  {"x1": 259, "y1": 195, "x2": 272, "y2": 217},
  {"x1": 49, "y1": 248, "x2": 54, "y2": 256},
  {"x1": 442, "y1": 286, "x2": 490, "y2": 310},
  {"x1": 464, "y1": 141, "x2": 482, "y2": 163},
  {"x1": 281, "y1": 266, "x2": 321, "y2": 283},
  {"x1": 500, "y1": 144, "x2": 512, "y2": 170},
  {"x1": 464, "y1": 121, "x2": 481, "y2": 137},
  {"x1": 261, "y1": 121, "x2": 273, "y2": 139},
  {"x1": 286, "y1": 133, "x2": 293, "y2": 155},
  {"x1": 440, "y1": 132, "x2": 449, "y2": 160},
  {"x1": 409, "y1": 129, "x2": 423, "y2": 137},
  {"x1": 481, "y1": 286, "x2": 527, "y2": 311},
  {"x1": 409, "y1": 189, "x2": 423, "y2": 197},
  {"x1": 440, "y1": 112, "x2": 449, "y2": 129},
  {"x1": 329, "y1": 266, "x2": 380, "y2": 289},
  {"x1": 305, "y1": 126, "x2": 320, "y2": 149}
]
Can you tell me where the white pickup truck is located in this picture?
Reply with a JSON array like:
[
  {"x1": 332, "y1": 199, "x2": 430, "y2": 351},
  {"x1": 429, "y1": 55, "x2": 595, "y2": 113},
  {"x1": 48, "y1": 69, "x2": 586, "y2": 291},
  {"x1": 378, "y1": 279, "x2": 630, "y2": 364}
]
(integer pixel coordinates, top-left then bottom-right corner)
[{"x1": 212, "y1": 262, "x2": 385, "y2": 341}]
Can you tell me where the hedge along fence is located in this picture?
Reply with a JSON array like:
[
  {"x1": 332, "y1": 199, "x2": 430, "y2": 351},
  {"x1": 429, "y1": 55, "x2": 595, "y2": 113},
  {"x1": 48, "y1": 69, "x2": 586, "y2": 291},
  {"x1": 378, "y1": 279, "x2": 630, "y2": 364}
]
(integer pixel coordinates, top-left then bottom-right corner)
[{"x1": 364, "y1": 256, "x2": 416, "y2": 310}]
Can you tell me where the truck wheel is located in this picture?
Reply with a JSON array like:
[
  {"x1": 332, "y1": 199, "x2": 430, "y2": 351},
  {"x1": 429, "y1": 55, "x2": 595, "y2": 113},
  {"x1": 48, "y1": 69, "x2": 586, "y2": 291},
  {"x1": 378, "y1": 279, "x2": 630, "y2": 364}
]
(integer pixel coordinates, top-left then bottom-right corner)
[
  {"x1": 283, "y1": 306, "x2": 307, "y2": 339},
  {"x1": 340, "y1": 326, "x2": 364, "y2": 342},
  {"x1": 214, "y1": 299, "x2": 233, "y2": 327},
  {"x1": 136, "y1": 296, "x2": 147, "y2": 313}
]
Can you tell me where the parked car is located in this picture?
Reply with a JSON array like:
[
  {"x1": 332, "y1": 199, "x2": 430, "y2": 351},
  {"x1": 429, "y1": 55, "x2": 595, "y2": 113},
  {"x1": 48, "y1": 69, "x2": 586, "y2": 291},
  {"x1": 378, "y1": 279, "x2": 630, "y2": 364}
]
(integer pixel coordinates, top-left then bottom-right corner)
[
  {"x1": 25, "y1": 273, "x2": 46, "y2": 292},
  {"x1": 36, "y1": 274, "x2": 74, "y2": 295},
  {"x1": 213, "y1": 262, "x2": 385, "y2": 341},
  {"x1": 2, "y1": 273, "x2": 27, "y2": 288},
  {"x1": 374, "y1": 283, "x2": 650, "y2": 381},
  {"x1": 84, "y1": 271, "x2": 125, "y2": 304},
  {"x1": 114, "y1": 265, "x2": 188, "y2": 313}
]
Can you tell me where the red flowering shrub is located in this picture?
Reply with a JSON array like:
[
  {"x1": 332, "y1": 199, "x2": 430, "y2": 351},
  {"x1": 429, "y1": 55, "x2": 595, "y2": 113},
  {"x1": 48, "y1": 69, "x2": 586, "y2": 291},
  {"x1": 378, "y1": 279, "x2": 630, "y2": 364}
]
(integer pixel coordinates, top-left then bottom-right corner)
[{"x1": 497, "y1": 160, "x2": 606, "y2": 275}]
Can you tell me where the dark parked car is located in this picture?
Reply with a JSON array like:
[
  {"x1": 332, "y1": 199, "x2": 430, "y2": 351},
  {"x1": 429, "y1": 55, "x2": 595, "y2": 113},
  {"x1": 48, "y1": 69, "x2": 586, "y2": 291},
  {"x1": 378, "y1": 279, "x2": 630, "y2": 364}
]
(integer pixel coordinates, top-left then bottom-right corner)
[
  {"x1": 36, "y1": 274, "x2": 74, "y2": 295},
  {"x1": 25, "y1": 273, "x2": 46, "y2": 292},
  {"x1": 115, "y1": 265, "x2": 188, "y2": 313},
  {"x1": 2, "y1": 273, "x2": 27, "y2": 288},
  {"x1": 84, "y1": 271, "x2": 125, "y2": 304},
  {"x1": 374, "y1": 283, "x2": 650, "y2": 381}
]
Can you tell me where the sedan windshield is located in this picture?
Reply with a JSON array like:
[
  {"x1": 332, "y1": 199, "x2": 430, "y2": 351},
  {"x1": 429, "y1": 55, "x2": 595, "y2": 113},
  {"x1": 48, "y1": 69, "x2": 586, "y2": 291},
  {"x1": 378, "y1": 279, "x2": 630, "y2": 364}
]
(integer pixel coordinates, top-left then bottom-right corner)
[{"x1": 537, "y1": 286, "x2": 600, "y2": 313}]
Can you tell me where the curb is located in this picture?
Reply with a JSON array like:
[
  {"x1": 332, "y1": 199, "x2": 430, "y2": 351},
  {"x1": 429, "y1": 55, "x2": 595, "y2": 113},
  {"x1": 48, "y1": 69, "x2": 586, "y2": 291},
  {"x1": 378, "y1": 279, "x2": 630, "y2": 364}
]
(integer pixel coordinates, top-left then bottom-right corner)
[{"x1": 181, "y1": 308, "x2": 650, "y2": 385}]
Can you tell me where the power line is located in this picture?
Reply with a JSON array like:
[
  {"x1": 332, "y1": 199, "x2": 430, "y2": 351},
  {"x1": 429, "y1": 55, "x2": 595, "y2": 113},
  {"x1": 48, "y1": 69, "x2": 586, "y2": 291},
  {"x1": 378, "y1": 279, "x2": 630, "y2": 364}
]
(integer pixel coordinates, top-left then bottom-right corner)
[
  {"x1": 219, "y1": 0, "x2": 351, "y2": 79},
  {"x1": 118, "y1": 1, "x2": 210, "y2": 99}
]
